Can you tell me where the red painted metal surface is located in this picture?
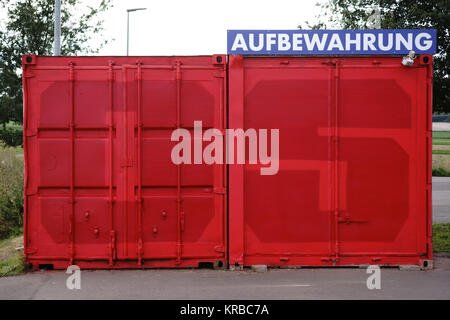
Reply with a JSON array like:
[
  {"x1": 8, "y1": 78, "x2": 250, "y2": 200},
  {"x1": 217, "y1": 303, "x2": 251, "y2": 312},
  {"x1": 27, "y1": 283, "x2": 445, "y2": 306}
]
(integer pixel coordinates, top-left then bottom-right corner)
[
  {"x1": 23, "y1": 54, "x2": 432, "y2": 270},
  {"x1": 228, "y1": 55, "x2": 433, "y2": 268},
  {"x1": 23, "y1": 55, "x2": 227, "y2": 269}
]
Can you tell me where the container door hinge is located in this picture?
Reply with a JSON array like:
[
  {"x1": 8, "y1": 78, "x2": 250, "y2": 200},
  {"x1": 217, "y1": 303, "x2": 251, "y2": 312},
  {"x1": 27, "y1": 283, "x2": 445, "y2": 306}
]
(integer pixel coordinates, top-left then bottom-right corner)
[
  {"x1": 25, "y1": 129, "x2": 36, "y2": 137},
  {"x1": 338, "y1": 212, "x2": 368, "y2": 224},
  {"x1": 25, "y1": 186, "x2": 37, "y2": 196},
  {"x1": 23, "y1": 72, "x2": 34, "y2": 78},
  {"x1": 322, "y1": 59, "x2": 339, "y2": 66},
  {"x1": 214, "y1": 187, "x2": 226, "y2": 195},
  {"x1": 214, "y1": 245, "x2": 225, "y2": 253},
  {"x1": 180, "y1": 211, "x2": 185, "y2": 232},
  {"x1": 120, "y1": 158, "x2": 133, "y2": 167},
  {"x1": 109, "y1": 230, "x2": 116, "y2": 265},
  {"x1": 25, "y1": 248, "x2": 37, "y2": 255},
  {"x1": 137, "y1": 239, "x2": 143, "y2": 265}
]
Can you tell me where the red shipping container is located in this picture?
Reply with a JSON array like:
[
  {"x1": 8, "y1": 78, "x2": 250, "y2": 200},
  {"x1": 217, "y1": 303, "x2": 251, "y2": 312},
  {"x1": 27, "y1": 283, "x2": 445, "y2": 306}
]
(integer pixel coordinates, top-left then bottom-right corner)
[
  {"x1": 23, "y1": 54, "x2": 433, "y2": 270},
  {"x1": 23, "y1": 55, "x2": 227, "y2": 269},
  {"x1": 228, "y1": 55, "x2": 433, "y2": 269}
]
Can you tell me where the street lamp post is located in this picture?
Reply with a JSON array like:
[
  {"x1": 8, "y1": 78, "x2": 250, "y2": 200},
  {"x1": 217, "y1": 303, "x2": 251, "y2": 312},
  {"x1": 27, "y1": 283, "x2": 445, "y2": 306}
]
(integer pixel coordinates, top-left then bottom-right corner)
[
  {"x1": 54, "y1": 0, "x2": 61, "y2": 55},
  {"x1": 127, "y1": 8, "x2": 147, "y2": 56}
]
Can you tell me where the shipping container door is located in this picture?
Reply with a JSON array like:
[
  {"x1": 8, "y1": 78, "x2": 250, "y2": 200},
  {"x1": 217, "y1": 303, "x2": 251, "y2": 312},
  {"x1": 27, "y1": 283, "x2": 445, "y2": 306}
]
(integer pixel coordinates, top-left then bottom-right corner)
[
  {"x1": 228, "y1": 55, "x2": 432, "y2": 268},
  {"x1": 336, "y1": 57, "x2": 431, "y2": 264},
  {"x1": 23, "y1": 55, "x2": 227, "y2": 269},
  {"x1": 229, "y1": 56, "x2": 334, "y2": 267},
  {"x1": 23, "y1": 58, "x2": 123, "y2": 265},
  {"x1": 123, "y1": 57, "x2": 227, "y2": 267}
]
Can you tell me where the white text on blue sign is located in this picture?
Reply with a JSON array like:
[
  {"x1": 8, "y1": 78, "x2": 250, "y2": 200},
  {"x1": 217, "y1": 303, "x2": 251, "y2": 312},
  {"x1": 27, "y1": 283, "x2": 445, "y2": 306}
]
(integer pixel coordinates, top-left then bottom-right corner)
[{"x1": 227, "y1": 30, "x2": 436, "y2": 55}]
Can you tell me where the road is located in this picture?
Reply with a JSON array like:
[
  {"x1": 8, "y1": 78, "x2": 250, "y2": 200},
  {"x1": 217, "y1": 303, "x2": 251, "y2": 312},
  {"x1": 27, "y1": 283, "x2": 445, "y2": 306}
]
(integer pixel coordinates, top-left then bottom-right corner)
[
  {"x1": 0, "y1": 255, "x2": 449, "y2": 300},
  {"x1": 0, "y1": 178, "x2": 448, "y2": 300},
  {"x1": 433, "y1": 177, "x2": 450, "y2": 223}
]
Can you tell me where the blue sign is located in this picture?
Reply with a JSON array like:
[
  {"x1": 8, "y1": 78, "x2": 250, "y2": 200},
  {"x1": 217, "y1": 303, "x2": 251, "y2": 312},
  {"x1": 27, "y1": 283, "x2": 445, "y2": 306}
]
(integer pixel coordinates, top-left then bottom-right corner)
[{"x1": 227, "y1": 30, "x2": 436, "y2": 55}]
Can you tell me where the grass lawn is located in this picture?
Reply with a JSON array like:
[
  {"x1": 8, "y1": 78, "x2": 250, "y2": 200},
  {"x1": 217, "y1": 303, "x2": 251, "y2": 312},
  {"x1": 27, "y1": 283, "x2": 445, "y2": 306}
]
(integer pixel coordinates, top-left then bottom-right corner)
[
  {"x1": 432, "y1": 139, "x2": 450, "y2": 145},
  {"x1": 13, "y1": 147, "x2": 23, "y2": 155},
  {"x1": 433, "y1": 131, "x2": 450, "y2": 155},
  {"x1": 433, "y1": 131, "x2": 450, "y2": 139},
  {"x1": 0, "y1": 236, "x2": 26, "y2": 277},
  {"x1": 433, "y1": 131, "x2": 450, "y2": 149},
  {"x1": 433, "y1": 223, "x2": 450, "y2": 252},
  {"x1": 432, "y1": 131, "x2": 450, "y2": 175},
  {"x1": 432, "y1": 149, "x2": 450, "y2": 155}
]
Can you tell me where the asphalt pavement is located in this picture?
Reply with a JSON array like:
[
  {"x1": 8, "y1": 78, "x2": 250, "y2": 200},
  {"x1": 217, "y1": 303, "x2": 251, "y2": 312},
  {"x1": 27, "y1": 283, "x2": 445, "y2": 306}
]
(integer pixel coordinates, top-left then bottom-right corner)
[
  {"x1": 433, "y1": 177, "x2": 450, "y2": 223},
  {"x1": 0, "y1": 178, "x2": 448, "y2": 300},
  {"x1": 0, "y1": 255, "x2": 449, "y2": 300}
]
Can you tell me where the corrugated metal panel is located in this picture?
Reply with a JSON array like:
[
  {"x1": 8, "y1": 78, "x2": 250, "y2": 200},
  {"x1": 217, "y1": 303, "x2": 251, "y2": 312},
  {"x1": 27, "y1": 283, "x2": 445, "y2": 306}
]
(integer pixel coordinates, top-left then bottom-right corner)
[
  {"x1": 23, "y1": 54, "x2": 432, "y2": 270},
  {"x1": 228, "y1": 55, "x2": 432, "y2": 268},
  {"x1": 23, "y1": 55, "x2": 227, "y2": 269}
]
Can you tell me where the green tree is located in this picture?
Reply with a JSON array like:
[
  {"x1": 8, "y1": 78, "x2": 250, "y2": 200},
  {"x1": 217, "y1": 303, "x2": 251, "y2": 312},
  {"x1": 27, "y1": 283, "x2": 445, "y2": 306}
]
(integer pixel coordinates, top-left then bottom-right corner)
[
  {"x1": 303, "y1": 0, "x2": 449, "y2": 114},
  {"x1": 0, "y1": 0, "x2": 112, "y2": 127}
]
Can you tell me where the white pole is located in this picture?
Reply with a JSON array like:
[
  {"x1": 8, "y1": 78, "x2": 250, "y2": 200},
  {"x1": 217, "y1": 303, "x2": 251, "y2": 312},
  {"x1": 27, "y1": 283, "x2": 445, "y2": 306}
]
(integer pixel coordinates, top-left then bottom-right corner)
[
  {"x1": 126, "y1": 10, "x2": 130, "y2": 56},
  {"x1": 54, "y1": 0, "x2": 61, "y2": 55},
  {"x1": 126, "y1": 8, "x2": 147, "y2": 56}
]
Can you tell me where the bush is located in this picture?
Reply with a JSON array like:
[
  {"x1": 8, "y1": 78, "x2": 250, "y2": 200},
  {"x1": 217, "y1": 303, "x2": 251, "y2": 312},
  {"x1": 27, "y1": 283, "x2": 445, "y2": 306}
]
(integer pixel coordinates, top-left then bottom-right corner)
[
  {"x1": 433, "y1": 167, "x2": 450, "y2": 177},
  {"x1": 0, "y1": 146, "x2": 23, "y2": 239},
  {"x1": 0, "y1": 126, "x2": 23, "y2": 147},
  {"x1": 433, "y1": 223, "x2": 450, "y2": 252}
]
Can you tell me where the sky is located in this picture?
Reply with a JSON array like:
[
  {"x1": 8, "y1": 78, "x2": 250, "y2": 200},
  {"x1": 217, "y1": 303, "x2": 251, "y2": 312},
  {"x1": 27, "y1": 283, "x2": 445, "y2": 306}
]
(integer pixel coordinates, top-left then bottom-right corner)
[{"x1": 97, "y1": 0, "x2": 325, "y2": 56}]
